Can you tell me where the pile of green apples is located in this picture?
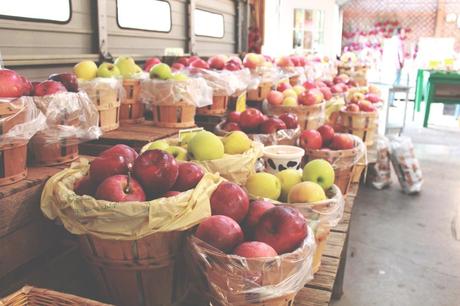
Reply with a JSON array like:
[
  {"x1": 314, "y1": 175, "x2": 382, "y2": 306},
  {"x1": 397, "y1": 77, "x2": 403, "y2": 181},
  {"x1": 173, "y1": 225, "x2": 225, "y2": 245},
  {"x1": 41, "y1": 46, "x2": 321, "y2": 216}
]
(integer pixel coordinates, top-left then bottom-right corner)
[
  {"x1": 148, "y1": 62, "x2": 188, "y2": 82},
  {"x1": 73, "y1": 56, "x2": 142, "y2": 80},
  {"x1": 142, "y1": 130, "x2": 253, "y2": 161},
  {"x1": 246, "y1": 159, "x2": 335, "y2": 203}
]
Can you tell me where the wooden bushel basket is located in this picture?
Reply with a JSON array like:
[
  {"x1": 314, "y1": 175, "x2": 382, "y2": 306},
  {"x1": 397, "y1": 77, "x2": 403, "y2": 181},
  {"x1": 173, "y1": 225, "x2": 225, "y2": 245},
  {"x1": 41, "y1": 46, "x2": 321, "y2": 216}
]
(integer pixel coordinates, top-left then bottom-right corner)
[
  {"x1": 247, "y1": 82, "x2": 272, "y2": 101},
  {"x1": 120, "y1": 79, "x2": 145, "y2": 124},
  {"x1": 30, "y1": 133, "x2": 79, "y2": 166},
  {"x1": 84, "y1": 84, "x2": 121, "y2": 132},
  {"x1": 197, "y1": 95, "x2": 229, "y2": 115},
  {"x1": 0, "y1": 101, "x2": 28, "y2": 186},
  {"x1": 0, "y1": 286, "x2": 111, "y2": 306},
  {"x1": 151, "y1": 102, "x2": 196, "y2": 128},
  {"x1": 266, "y1": 101, "x2": 325, "y2": 131},
  {"x1": 79, "y1": 231, "x2": 187, "y2": 306},
  {"x1": 339, "y1": 110, "x2": 378, "y2": 146}
]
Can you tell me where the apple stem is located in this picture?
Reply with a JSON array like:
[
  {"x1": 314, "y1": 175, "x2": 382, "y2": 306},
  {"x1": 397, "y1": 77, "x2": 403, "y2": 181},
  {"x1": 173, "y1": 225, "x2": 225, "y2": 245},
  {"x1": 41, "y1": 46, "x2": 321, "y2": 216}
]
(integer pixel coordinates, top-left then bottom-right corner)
[{"x1": 125, "y1": 163, "x2": 133, "y2": 194}]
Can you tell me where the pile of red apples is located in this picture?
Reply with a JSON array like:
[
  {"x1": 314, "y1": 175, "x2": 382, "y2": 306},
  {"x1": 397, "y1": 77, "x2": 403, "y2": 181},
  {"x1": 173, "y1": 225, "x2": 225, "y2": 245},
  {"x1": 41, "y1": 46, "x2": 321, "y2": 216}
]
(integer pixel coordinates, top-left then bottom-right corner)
[
  {"x1": 345, "y1": 91, "x2": 381, "y2": 113},
  {"x1": 299, "y1": 124, "x2": 355, "y2": 151},
  {"x1": 222, "y1": 108, "x2": 299, "y2": 134},
  {"x1": 74, "y1": 144, "x2": 205, "y2": 202},
  {"x1": 195, "y1": 181, "x2": 308, "y2": 258}
]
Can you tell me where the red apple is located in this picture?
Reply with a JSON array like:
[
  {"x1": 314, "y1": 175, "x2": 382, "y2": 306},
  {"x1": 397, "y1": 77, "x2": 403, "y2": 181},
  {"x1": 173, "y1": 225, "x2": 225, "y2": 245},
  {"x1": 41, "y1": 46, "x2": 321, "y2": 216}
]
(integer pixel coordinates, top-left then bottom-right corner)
[
  {"x1": 330, "y1": 134, "x2": 354, "y2": 150},
  {"x1": 243, "y1": 53, "x2": 261, "y2": 69},
  {"x1": 95, "y1": 174, "x2": 146, "y2": 202},
  {"x1": 279, "y1": 113, "x2": 298, "y2": 129},
  {"x1": 49, "y1": 73, "x2": 79, "y2": 92},
  {"x1": 187, "y1": 56, "x2": 201, "y2": 66},
  {"x1": 133, "y1": 149, "x2": 179, "y2": 195},
  {"x1": 299, "y1": 129, "x2": 323, "y2": 150},
  {"x1": 171, "y1": 63, "x2": 185, "y2": 71},
  {"x1": 333, "y1": 74, "x2": 350, "y2": 84},
  {"x1": 239, "y1": 108, "x2": 264, "y2": 131},
  {"x1": 245, "y1": 200, "x2": 275, "y2": 229},
  {"x1": 189, "y1": 59, "x2": 210, "y2": 70},
  {"x1": 276, "y1": 82, "x2": 291, "y2": 92},
  {"x1": 303, "y1": 81, "x2": 317, "y2": 90},
  {"x1": 254, "y1": 206, "x2": 308, "y2": 254},
  {"x1": 259, "y1": 118, "x2": 287, "y2": 134},
  {"x1": 358, "y1": 100, "x2": 376, "y2": 112},
  {"x1": 208, "y1": 55, "x2": 227, "y2": 70},
  {"x1": 297, "y1": 91, "x2": 316, "y2": 106},
  {"x1": 143, "y1": 57, "x2": 162, "y2": 72},
  {"x1": 176, "y1": 57, "x2": 190, "y2": 67},
  {"x1": 365, "y1": 93, "x2": 382, "y2": 103},
  {"x1": 233, "y1": 241, "x2": 278, "y2": 258},
  {"x1": 315, "y1": 80, "x2": 327, "y2": 88},
  {"x1": 290, "y1": 56, "x2": 301, "y2": 67},
  {"x1": 20, "y1": 75, "x2": 33, "y2": 96},
  {"x1": 227, "y1": 111, "x2": 241, "y2": 123},
  {"x1": 347, "y1": 80, "x2": 358, "y2": 87},
  {"x1": 330, "y1": 84, "x2": 343, "y2": 94},
  {"x1": 224, "y1": 59, "x2": 242, "y2": 71},
  {"x1": 74, "y1": 175, "x2": 97, "y2": 196},
  {"x1": 172, "y1": 162, "x2": 204, "y2": 192},
  {"x1": 346, "y1": 103, "x2": 360, "y2": 112},
  {"x1": 100, "y1": 144, "x2": 139, "y2": 165},
  {"x1": 163, "y1": 191, "x2": 181, "y2": 197},
  {"x1": 90, "y1": 154, "x2": 129, "y2": 184},
  {"x1": 195, "y1": 215, "x2": 244, "y2": 252},
  {"x1": 0, "y1": 69, "x2": 25, "y2": 98},
  {"x1": 33, "y1": 80, "x2": 67, "y2": 96},
  {"x1": 276, "y1": 56, "x2": 294, "y2": 68},
  {"x1": 339, "y1": 83, "x2": 349, "y2": 92},
  {"x1": 210, "y1": 182, "x2": 249, "y2": 223},
  {"x1": 319, "y1": 87, "x2": 333, "y2": 101},
  {"x1": 317, "y1": 124, "x2": 335, "y2": 145},
  {"x1": 223, "y1": 122, "x2": 241, "y2": 132},
  {"x1": 323, "y1": 79, "x2": 334, "y2": 87},
  {"x1": 267, "y1": 90, "x2": 284, "y2": 106}
]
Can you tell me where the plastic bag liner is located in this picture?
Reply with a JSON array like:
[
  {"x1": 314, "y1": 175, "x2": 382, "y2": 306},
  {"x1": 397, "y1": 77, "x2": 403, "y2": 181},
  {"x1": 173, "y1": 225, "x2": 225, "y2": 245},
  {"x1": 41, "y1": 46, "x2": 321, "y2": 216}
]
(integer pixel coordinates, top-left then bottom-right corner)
[
  {"x1": 0, "y1": 96, "x2": 46, "y2": 143},
  {"x1": 164, "y1": 138, "x2": 264, "y2": 186},
  {"x1": 186, "y1": 68, "x2": 249, "y2": 97},
  {"x1": 141, "y1": 77, "x2": 213, "y2": 107},
  {"x1": 187, "y1": 229, "x2": 315, "y2": 305},
  {"x1": 248, "y1": 66, "x2": 278, "y2": 90},
  {"x1": 215, "y1": 121, "x2": 301, "y2": 146},
  {"x1": 40, "y1": 159, "x2": 224, "y2": 240},
  {"x1": 78, "y1": 77, "x2": 126, "y2": 102},
  {"x1": 370, "y1": 135, "x2": 392, "y2": 190},
  {"x1": 32, "y1": 92, "x2": 101, "y2": 144},
  {"x1": 389, "y1": 136, "x2": 423, "y2": 194}
]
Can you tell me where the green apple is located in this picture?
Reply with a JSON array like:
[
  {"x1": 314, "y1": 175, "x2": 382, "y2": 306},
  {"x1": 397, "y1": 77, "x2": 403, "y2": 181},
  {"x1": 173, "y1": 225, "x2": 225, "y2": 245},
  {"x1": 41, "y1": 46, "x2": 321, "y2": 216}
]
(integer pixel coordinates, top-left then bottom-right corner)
[
  {"x1": 74, "y1": 60, "x2": 98, "y2": 80},
  {"x1": 222, "y1": 131, "x2": 252, "y2": 154},
  {"x1": 302, "y1": 159, "x2": 335, "y2": 190},
  {"x1": 141, "y1": 140, "x2": 169, "y2": 153},
  {"x1": 172, "y1": 73, "x2": 188, "y2": 81},
  {"x1": 293, "y1": 85, "x2": 306, "y2": 95},
  {"x1": 150, "y1": 63, "x2": 173, "y2": 80},
  {"x1": 180, "y1": 132, "x2": 197, "y2": 147},
  {"x1": 282, "y1": 96, "x2": 297, "y2": 106},
  {"x1": 166, "y1": 145, "x2": 188, "y2": 161},
  {"x1": 276, "y1": 169, "x2": 302, "y2": 201},
  {"x1": 246, "y1": 172, "x2": 281, "y2": 200},
  {"x1": 97, "y1": 62, "x2": 121, "y2": 78},
  {"x1": 287, "y1": 181, "x2": 326, "y2": 203},
  {"x1": 188, "y1": 131, "x2": 224, "y2": 161},
  {"x1": 114, "y1": 56, "x2": 139, "y2": 78}
]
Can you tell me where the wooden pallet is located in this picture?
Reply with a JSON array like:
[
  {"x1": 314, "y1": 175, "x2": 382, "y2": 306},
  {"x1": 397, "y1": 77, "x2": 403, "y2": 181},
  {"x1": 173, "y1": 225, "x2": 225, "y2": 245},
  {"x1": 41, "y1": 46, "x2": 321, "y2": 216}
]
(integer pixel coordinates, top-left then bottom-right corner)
[{"x1": 78, "y1": 121, "x2": 180, "y2": 155}]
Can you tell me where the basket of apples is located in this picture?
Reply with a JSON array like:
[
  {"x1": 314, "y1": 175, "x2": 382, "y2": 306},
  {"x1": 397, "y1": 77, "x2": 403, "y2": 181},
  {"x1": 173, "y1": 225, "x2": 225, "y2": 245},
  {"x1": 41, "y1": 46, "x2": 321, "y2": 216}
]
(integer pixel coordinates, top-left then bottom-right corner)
[
  {"x1": 215, "y1": 108, "x2": 301, "y2": 146},
  {"x1": 187, "y1": 179, "x2": 316, "y2": 305},
  {"x1": 142, "y1": 61, "x2": 212, "y2": 128},
  {"x1": 143, "y1": 129, "x2": 263, "y2": 186},
  {"x1": 75, "y1": 60, "x2": 126, "y2": 132},
  {"x1": 41, "y1": 144, "x2": 224, "y2": 306},
  {"x1": 29, "y1": 74, "x2": 100, "y2": 166},
  {"x1": 245, "y1": 154, "x2": 344, "y2": 274},
  {"x1": 339, "y1": 95, "x2": 379, "y2": 146},
  {"x1": 244, "y1": 53, "x2": 277, "y2": 102},
  {"x1": 265, "y1": 80, "x2": 326, "y2": 131},
  {"x1": 276, "y1": 55, "x2": 306, "y2": 87},
  {"x1": 0, "y1": 69, "x2": 46, "y2": 185},
  {"x1": 299, "y1": 124, "x2": 367, "y2": 196}
]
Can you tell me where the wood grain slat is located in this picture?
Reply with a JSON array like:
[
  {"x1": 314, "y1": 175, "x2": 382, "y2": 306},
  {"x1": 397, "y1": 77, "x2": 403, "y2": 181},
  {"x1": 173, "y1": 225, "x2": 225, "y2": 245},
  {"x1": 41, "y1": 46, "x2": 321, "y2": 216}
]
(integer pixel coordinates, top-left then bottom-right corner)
[
  {"x1": 295, "y1": 287, "x2": 331, "y2": 306},
  {"x1": 306, "y1": 256, "x2": 340, "y2": 292}
]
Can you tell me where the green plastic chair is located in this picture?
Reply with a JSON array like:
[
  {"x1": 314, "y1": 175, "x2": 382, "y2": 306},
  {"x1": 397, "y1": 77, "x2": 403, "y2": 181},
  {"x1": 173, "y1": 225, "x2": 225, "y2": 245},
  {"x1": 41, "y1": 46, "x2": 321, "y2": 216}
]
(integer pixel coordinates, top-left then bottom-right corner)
[{"x1": 423, "y1": 72, "x2": 460, "y2": 127}]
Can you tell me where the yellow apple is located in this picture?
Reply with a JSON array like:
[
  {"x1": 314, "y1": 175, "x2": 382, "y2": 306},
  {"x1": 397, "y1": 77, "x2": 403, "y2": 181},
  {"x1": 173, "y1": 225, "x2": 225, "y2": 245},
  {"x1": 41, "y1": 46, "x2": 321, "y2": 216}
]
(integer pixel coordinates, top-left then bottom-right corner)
[
  {"x1": 283, "y1": 96, "x2": 297, "y2": 106},
  {"x1": 74, "y1": 60, "x2": 98, "y2": 80},
  {"x1": 188, "y1": 131, "x2": 224, "y2": 160},
  {"x1": 293, "y1": 85, "x2": 306, "y2": 95},
  {"x1": 246, "y1": 172, "x2": 281, "y2": 200},
  {"x1": 166, "y1": 145, "x2": 188, "y2": 161},
  {"x1": 287, "y1": 181, "x2": 327, "y2": 203},
  {"x1": 302, "y1": 159, "x2": 335, "y2": 190},
  {"x1": 141, "y1": 140, "x2": 169, "y2": 153},
  {"x1": 222, "y1": 131, "x2": 252, "y2": 154},
  {"x1": 276, "y1": 169, "x2": 302, "y2": 201},
  {"x1": 283, "y1": 89, "x2": 297, "y2": 98}
]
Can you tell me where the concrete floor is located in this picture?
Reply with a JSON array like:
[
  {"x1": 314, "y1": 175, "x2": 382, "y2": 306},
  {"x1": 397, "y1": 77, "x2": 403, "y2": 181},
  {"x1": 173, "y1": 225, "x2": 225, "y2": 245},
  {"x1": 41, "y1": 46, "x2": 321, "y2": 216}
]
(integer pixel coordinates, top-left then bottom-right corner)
[{"x1": 332, "y1": 106, "x2": 460, "y2": 306}]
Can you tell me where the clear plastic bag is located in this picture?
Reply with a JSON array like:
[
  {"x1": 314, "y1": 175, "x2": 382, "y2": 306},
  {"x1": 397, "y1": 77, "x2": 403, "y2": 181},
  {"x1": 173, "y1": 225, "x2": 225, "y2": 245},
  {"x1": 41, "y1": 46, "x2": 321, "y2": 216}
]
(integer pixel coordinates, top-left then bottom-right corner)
[
  {"x1": 248, "y1": 66, "x2": 278, "y2": 90},
  {"x1": 31, "y1": 92, "x2": 102, "y2": 144},
  {"x1": 187, "y1": 229, "x2": 315, "y2": 305},
  {"x1": 78, "y1": 77, "x2": 126, "y2": 103},
  {"x1": 141, "y1": 78, "x2": 213, "y2": 107},
  {"x1": 0, "y1": 96, "x2": 46, "y2": 143},
  {"x1": 371, "y1": 136, "x2": 392, "y2": 190},
  {"x1": 187, "y1": 68, "x2": 248, "y2": 97},
  {"x1": 389, "y1": 136, "x2": 423, "y2": 194}
]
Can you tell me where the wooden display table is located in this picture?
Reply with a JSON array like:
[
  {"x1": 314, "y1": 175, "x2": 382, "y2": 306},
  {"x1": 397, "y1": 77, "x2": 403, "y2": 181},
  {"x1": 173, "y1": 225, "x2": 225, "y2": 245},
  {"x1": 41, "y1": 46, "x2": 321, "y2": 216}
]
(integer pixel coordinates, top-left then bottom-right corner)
[{"x1": 79, "y1": 121, "x2": 180, "y2": 155}]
